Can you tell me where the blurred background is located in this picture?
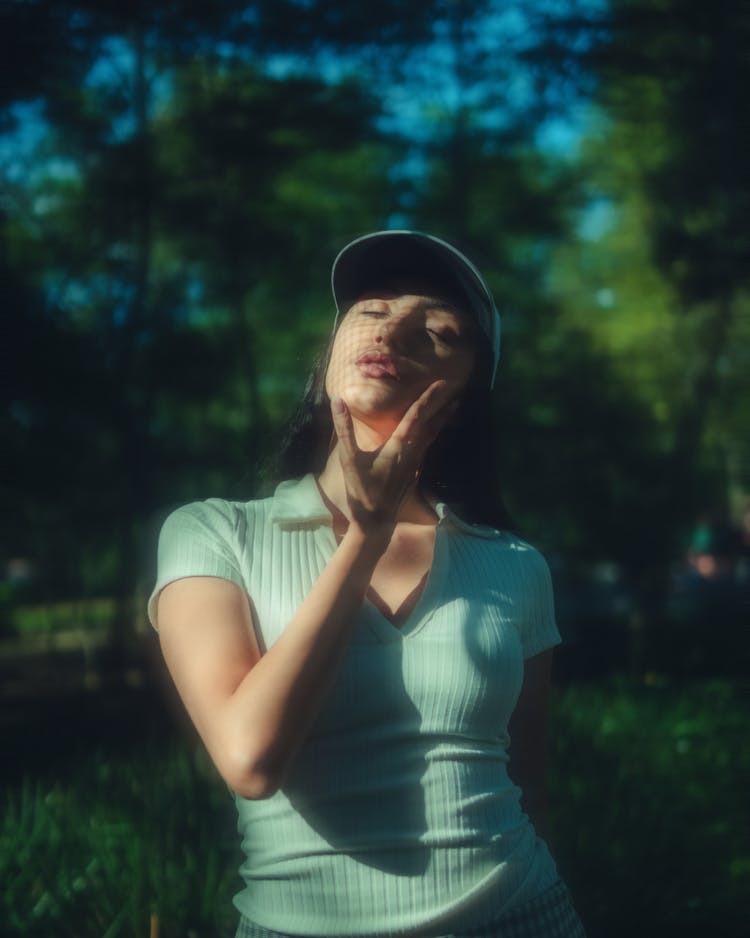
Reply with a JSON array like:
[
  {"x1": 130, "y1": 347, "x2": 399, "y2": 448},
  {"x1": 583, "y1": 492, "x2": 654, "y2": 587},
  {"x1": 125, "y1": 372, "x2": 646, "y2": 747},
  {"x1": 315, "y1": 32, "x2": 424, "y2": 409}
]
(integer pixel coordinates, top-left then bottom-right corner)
[{"x1": 2, "y1": 1, "x2": 748, "y2": 936}]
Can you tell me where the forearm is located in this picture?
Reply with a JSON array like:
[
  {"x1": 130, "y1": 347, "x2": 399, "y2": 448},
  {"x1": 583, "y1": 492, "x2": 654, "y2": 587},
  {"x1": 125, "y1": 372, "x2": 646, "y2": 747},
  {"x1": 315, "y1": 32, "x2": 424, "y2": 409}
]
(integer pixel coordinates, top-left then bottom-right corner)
[{"x1": 218, "y1": 523, "x2": 391, "y2": 798}]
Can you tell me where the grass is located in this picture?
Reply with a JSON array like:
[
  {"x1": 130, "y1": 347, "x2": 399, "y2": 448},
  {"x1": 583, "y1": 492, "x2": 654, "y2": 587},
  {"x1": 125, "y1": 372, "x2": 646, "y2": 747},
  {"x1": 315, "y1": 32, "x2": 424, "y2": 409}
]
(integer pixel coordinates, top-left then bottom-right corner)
[
  {"x1": 548, "y1": 677, "x2": 749, "y2": 937},
  {"x1": 3, "y1": 736, "x2": 239, "y2": 938},
  {"x1": 2, "y1": 676, "x2": 748, "y2": 937},
  {"x1": 7, "y1": 598, "x2": 117, "y2": 636}
]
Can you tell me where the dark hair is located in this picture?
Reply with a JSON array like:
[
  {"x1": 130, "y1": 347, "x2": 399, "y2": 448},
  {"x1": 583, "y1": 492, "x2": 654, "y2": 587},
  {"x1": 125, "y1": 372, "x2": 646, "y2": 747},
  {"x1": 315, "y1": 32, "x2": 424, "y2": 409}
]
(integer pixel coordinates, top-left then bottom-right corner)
[{"x1": 270, "y1": 316, "x2": 516, "y2": 532}]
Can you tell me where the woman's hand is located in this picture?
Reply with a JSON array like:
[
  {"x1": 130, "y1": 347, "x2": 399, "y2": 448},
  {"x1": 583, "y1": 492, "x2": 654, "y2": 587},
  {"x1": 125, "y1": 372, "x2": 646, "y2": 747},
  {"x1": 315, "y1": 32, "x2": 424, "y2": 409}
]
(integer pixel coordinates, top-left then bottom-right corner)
[{"x1": 330, "y1": 379, "x2": 458, "y2": 531}]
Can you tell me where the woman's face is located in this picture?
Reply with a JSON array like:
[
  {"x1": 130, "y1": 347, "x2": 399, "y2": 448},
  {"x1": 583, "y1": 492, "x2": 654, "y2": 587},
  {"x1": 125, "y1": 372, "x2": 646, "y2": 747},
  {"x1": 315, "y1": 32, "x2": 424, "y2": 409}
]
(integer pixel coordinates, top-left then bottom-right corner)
[{"x1": 325, "y1": 277, "x2": 478, "y2": 436}]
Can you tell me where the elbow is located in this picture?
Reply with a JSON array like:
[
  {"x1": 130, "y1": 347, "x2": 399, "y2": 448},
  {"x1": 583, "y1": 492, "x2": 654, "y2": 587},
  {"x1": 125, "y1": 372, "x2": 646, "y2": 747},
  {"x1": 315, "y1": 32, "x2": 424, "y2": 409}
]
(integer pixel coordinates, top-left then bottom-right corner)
[
  {"x1": 221, "y1": 746, "x2": 284, "y2": 801},
  {"x1": 229, "y1": 768, "x2": 281, "y2": 801}
]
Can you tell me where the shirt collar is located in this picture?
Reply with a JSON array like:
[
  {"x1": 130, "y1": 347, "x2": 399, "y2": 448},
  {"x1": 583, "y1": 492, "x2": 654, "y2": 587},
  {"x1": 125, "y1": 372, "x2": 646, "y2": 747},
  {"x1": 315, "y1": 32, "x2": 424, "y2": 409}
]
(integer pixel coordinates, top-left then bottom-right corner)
[
  {"x1": 268, "y1": 473, "x2": 333, "y2": 525},
  {"x1": 269, "y1": 473, "x2": 502, "y2": 539},
  {"x1": 431, "y1": 499, "x2": 504, "y2": 539}
]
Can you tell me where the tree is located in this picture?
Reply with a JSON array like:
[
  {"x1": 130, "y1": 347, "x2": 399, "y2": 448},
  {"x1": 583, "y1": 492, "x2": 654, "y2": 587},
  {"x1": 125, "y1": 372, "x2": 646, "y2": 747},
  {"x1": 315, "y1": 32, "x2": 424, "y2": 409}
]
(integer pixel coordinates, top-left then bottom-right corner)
[
  {"x1": 2, "y1": 1, "x2": 409, "y2": 647},
  {"x1": 549, "y1": 0, "x2": 750, "y2": 540},
  {"x1": 598, "y1": 0, "x2": 749, "y2": 506}
]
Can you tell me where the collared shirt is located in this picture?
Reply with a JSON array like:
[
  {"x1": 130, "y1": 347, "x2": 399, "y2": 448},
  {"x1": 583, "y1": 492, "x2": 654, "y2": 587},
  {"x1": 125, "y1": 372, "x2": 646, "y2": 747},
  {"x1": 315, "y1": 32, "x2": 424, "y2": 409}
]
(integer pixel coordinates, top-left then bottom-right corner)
[{"x1": 149, "y1": 474, "x2": 561, "y2": 936}]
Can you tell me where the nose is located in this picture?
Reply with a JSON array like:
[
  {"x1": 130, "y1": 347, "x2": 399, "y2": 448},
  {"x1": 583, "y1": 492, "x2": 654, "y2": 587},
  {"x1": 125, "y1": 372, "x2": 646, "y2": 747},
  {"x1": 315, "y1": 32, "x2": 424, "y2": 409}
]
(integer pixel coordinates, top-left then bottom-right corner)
[{"x1": 375, "y1": 311, "x2": 415, "y2": 348}]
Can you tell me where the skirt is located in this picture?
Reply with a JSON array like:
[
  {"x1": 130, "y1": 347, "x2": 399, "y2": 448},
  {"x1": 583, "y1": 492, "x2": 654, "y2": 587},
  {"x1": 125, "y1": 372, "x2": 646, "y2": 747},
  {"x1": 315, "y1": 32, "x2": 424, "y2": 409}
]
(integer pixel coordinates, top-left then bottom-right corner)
[{"x1": 234, "y1": 879, "x2": 586, "y2": 938}]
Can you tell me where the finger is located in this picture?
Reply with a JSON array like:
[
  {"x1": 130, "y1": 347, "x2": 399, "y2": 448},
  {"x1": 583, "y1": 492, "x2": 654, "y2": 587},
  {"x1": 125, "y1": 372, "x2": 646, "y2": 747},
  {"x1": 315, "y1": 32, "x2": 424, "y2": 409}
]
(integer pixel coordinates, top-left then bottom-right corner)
[
  {"x1": 397, "y1": 400, "x2": 458, "y2": 462},
  {"x1": 390, "y1": 380, "x2": 454, "y2": 446},
  {"x1": 417, "y1": 379, "x2": 455, "y2": 413},
  {"x1": 330, "y1": 396, "x2": 358, "y2": 463}
]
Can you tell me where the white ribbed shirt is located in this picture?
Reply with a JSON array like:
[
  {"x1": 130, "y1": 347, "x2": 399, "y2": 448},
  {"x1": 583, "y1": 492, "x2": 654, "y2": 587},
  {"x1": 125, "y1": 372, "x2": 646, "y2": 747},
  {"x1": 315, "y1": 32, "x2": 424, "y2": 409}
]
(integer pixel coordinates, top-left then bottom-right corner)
[{"x1": 149, "y1": 474, "x2": 562, "y2": 936}]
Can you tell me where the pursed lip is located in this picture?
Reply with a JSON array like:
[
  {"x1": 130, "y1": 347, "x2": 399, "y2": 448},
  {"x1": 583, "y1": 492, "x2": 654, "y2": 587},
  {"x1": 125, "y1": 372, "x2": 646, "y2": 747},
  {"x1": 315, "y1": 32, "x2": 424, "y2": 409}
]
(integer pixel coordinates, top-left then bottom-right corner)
[{"x1": 354, "y1": 349, "x2": 400, "y2": 380}]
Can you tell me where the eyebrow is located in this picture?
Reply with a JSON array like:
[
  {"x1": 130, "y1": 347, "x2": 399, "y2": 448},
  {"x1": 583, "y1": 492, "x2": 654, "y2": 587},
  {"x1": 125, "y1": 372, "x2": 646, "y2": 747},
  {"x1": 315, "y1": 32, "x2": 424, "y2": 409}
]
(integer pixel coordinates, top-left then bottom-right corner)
[
  {"x1": 351, "y1": 293, "x2": 473, "y2": 327},
  {"x1": 417, "y1": 299, "x2": 459, "y2": 313},
  {"x1": 412, "y1": 298, "x2": 473, "y2": 326}
]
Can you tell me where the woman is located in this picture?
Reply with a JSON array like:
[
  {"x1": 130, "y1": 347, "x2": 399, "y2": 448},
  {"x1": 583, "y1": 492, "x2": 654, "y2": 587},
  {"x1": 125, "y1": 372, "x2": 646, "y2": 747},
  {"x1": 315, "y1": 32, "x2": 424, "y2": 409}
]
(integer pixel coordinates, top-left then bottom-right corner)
[{"x1": 149, "y1": 231, "x2": 586, "y2": 938}]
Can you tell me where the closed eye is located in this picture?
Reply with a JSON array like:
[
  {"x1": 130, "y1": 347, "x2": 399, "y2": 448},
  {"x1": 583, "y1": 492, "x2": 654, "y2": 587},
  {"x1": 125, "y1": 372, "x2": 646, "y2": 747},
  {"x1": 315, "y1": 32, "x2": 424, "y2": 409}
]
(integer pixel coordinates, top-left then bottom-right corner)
[{"x1": 428, "y1": 328, "x2": 460, "y2": 345}]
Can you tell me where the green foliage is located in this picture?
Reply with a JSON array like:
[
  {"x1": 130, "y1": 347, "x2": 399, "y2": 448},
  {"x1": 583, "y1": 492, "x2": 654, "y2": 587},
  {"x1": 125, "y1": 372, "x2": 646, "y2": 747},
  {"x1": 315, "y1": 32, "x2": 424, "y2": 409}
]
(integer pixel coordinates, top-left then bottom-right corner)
[
  {"x1": 3, "y1": 0, "x2": 747, "y2": 659},
  {"x1": 528, "y1": 0, "x2": 750, "y2": 569},
  {"x1": 549, "y1": 678, "x2": 749, "y2": 937},
  {"x1": 10, "y1": 598, "x2": 115, "y2": 635},
  {"x1": 2, "y1": 738, "x2": 238, "y2": 938},
  {"x1": 3, "y1": 38, "x2": 397, "y2": 613},
  {"x1": 575, "y1": 0, "x2": 750, "y2": 517},
  {"x1": 1, "y1": 679, "x2": 747, "y2": 936}
]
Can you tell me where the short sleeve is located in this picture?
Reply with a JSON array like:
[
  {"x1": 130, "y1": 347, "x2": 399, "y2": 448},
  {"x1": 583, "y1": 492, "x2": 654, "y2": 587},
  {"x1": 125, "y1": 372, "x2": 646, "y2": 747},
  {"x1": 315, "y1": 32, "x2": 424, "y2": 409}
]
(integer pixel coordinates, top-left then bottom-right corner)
[
  {"x1": 147, "y1": 499, "x2": 245, "y2": 631},
  {"x1": 518, "y1": 548, "x2": 561, "y2": 659}
]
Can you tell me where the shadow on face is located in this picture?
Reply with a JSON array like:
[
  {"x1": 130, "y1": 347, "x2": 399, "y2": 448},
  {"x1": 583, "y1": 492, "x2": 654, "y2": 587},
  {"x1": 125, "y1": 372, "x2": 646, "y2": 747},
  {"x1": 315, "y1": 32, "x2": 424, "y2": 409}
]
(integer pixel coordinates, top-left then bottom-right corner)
[{"x1": 324, "y1": 277, "x2": 479, "y2": 439}]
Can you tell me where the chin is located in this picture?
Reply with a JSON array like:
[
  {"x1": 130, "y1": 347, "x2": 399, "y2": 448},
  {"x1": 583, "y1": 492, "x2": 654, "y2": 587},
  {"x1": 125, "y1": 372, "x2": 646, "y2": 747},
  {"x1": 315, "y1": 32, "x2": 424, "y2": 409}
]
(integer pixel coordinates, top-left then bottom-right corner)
[{"x1": 340, "y1": 382, "x2": 409, "y2": 429}]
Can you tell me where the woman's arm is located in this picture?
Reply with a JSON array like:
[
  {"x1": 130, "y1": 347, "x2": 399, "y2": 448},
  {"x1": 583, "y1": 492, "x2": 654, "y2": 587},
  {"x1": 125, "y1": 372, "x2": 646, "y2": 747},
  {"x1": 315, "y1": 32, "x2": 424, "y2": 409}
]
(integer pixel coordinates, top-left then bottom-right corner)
[
  {"x1": 157, "y1": 522, "x2": 391, "y2": 800},
  {"x1": 507, "y1": 649, "x2": 554, "y2": 840},
  {"x1": 157, "y1": 381, "x2": 456, "y2": 801}
]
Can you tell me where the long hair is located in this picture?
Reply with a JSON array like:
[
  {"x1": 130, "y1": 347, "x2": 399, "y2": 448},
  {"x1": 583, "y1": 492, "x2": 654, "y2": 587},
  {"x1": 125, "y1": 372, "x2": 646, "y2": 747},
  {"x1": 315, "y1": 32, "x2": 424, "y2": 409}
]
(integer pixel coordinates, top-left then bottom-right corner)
[{"x1": 270, "y1": 320, "x2": 516, "y2": 532}]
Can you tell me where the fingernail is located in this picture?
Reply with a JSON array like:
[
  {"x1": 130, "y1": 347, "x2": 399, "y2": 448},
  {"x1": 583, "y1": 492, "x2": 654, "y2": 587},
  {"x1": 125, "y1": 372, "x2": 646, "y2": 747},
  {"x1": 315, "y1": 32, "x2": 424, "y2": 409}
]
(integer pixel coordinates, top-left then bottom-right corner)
[{"x1": 331, "y1": 397, "x2": 345, "y2": 415}]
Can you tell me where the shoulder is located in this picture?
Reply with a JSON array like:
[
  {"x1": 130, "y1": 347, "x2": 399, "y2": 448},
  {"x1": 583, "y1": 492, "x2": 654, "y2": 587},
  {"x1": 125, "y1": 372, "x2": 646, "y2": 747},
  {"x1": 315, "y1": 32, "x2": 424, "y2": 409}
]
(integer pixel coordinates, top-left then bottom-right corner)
[
  {"x1": 501, "y1": 538, "x2": 560, "y2": 654},
  {"x1": 447, "y1": 523, "x2": 560, "y2": 655},
  {"x1": 499, "y1": 533, "x2": 552, "y2": 567},
  {"x1": 439, "y1": 503, "x2": 547, "y2": 569},
  {"x1": 159, "y1": 493, "x2": 275, "y2": 543},
  {"x1": 447, "y1": 520, "x2": 555, "y2": 596},
  {"x1": 465, "y1": 530, "x2": 556, "y2": 606},
  {"x1": 162, "y1": 497, "x2": 240, "y2": 528},
  {"x1": 460, "y1": 525, "x2": 552, "y2": 571},
  {"x1": 499, "y1": 534, "x2": 555, "y2": 591},
  {"x1": 150, "y1": 494, "x2": 273, "y2": 630}
]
